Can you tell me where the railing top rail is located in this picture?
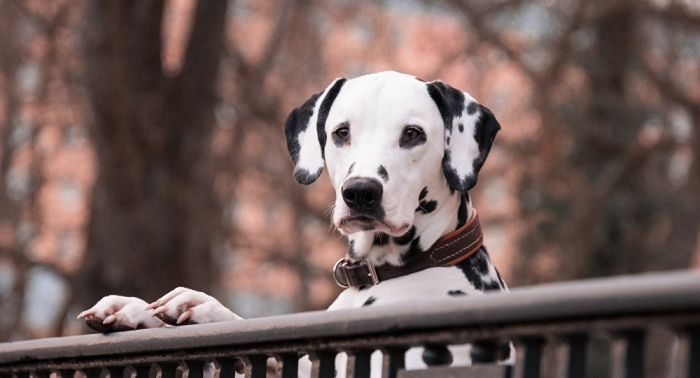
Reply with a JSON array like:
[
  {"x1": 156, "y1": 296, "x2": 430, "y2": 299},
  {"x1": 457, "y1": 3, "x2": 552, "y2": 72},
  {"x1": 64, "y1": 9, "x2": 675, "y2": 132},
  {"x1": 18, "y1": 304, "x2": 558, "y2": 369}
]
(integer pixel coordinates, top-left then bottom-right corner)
[{"x1": 1, "y1": 270, "x2": 699, "y2": 365}]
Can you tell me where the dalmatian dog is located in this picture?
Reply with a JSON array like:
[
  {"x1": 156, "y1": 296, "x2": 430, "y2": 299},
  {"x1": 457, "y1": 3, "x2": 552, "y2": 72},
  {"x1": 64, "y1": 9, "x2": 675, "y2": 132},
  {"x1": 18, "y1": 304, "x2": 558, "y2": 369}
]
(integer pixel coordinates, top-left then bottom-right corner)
[{"x1": 78, "y1": 71, "x2": 507, "y2": 376}]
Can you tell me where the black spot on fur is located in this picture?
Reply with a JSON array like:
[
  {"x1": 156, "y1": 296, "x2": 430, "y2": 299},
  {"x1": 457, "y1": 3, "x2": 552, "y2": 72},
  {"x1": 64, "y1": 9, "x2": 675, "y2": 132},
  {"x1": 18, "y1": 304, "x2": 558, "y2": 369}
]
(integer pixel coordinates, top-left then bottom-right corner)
[
  {"x1": 446, "y1": 136, "x2": 451, "y2": 145},
  {"x1": 500, "y1": 343, "x2": 512, "y2": 360},
  {"x1": 483, "y1": 280, "x2": 502, "y2": 291},
  {"x1": 373, "y1": 232, "x2": 390, "y2": 246},
  {"x1": 458, "y1": 123, "x2": 464, "y2": 133},
  {"x1": 419, "y1": 187, "x2": 428, "y2": 201},
  {"x1": 293, "y1": 167, "x2": 324, "y2": 186},
  {"x1": 362, "y1": 296, "x2": 377, "y2": 306},
  {"x1": 401, "y1": 237, "x2": 423, "y2": 263},
  {"x1": 393, "y1": 226, "x2": 416, "y2": 245},
  {"x1": 456, "y1": 193, "x2": 469, "y2": 230},
  {"x1": 455, "y1": 247, "x2": 504, "y2": 292},
  {"x1": 471, "y1": 105, "x2": 500, "y2": 173},
  {"x1": 284, "y1": 92, "x2": 322, "y2": 165},
  {"x1": 316, "y1": 78, "x2": 347, "y2": 159},
  {"x1": 448, "y1": 290, "x2": 467, "y2": 296},
  {"x1": 442, "y1": 150, "x2": 476, "y2": 193},
  {"x1": 377, "y1": 165, "x2": 389, "y2": 182},
  {"x1": 426, "y1": 82, "x2": 501, "y2": 192},
  {"x1": 496, "y1": 268, "x2": 506, "y2": 289},
  {"x1": 347, "y1": 240, "x2": 356, "y2": 259},
  {"x1": 346, "y1": 162, "x2": 355, "y2": 178},
  {"x1": 416, "y1": 199, "x2": 437, "y2": 214},
  {"x1": 427, "y1": 81, "x2": 465, "y2": 134},
  {"x1": 466, "y1": 101, "x2": 478, "y2": 115}
]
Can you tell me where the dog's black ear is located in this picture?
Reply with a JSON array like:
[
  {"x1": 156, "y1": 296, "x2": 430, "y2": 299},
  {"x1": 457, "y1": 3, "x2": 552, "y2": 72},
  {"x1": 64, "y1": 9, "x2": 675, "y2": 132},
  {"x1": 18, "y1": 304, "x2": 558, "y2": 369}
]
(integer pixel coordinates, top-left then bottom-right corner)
[
  {"x1": 427, "y1": 80, "x2": 500, "y2": 192},
  {"x1": 284, "y1": 78, "x2": 347, "y2": 185}
]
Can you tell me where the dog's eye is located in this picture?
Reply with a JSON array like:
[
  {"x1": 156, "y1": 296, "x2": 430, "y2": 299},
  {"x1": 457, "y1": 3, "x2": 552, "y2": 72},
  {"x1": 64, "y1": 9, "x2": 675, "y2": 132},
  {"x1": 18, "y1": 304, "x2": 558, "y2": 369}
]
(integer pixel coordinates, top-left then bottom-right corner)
[
  {"x1": 403, "y1": 127, "x2": 421, "y2": 141},
  {"x1": 400, "y1": 125, "x2": 426, "y2": 149},
  {"x1": 333, "y1": 126, "x2": 350, "y2": 141}
]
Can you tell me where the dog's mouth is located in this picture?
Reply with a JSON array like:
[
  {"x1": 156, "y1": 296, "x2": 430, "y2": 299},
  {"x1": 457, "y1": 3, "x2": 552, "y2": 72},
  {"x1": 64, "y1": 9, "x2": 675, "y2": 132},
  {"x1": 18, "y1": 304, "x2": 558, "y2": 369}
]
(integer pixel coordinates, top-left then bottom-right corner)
[{"x1": 337, "y1": 215, "x2": 410, "y2": 235}]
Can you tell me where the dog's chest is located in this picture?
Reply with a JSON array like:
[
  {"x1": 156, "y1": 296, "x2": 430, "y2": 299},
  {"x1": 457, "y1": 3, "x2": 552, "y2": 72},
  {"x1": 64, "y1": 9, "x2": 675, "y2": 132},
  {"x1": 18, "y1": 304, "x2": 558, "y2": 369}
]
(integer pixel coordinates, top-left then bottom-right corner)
[{"x1": 327, "y1": 266, "x2": 482, "y2": 310}]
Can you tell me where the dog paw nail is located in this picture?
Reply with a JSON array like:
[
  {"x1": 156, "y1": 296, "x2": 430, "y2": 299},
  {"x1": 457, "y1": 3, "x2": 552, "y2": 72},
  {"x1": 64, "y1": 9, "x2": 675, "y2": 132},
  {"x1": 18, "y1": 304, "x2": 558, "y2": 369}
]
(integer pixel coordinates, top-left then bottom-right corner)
[
  {"x1": 176, "y1": 310, "x2": 192, "y2": 324},
  {"x1": 103, "y1": 315, "x2": 117, "y2": 325},
  {"x1": 77, "y1": 309, "x2": 95, "y2": 319}
]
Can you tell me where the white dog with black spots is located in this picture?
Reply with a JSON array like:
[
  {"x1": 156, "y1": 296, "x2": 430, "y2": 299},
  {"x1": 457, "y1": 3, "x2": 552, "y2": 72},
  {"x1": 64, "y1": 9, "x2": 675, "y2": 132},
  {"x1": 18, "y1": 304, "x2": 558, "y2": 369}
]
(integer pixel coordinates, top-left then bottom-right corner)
[{"x1": 79, "y1": 71, "x2": 509, "y2": 377}]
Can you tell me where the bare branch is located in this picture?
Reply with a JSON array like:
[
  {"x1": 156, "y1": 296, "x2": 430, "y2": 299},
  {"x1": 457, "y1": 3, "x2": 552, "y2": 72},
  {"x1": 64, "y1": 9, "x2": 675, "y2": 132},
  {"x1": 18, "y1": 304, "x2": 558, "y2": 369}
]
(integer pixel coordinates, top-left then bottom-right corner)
[
  {"x1": 256, "y1": 0, "x2": 299, "y2": 79},
  {"x1": 544, "y1": 0, "x2": 588, "y2": 83},
  {"x1": 447, "y1": 0, "x2": 539, "y2": 81},
  {"x1": 639, "y1": 61, "x2": 700, "y2": 110},
  {"x1": 640, "y1": 2, "x2": 700, "y2": 30}
]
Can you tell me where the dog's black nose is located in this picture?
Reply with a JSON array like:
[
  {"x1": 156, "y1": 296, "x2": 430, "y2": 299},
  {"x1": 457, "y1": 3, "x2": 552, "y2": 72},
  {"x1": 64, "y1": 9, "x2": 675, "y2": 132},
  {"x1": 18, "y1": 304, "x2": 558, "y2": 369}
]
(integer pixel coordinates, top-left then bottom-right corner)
[{"x1": 342, "y1": 177, "x2": 383, "y2": 211}]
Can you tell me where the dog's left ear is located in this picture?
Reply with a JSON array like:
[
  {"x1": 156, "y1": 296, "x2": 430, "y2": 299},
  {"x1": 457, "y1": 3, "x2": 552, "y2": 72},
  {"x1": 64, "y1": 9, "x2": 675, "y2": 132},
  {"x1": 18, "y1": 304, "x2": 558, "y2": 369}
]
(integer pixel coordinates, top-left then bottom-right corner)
[
  {"x1": 284, "y1": 78, "x2": 347, "y2": 185},
  {"x1": 427, "y1": 80, "x2": 501, "y2": 192}
]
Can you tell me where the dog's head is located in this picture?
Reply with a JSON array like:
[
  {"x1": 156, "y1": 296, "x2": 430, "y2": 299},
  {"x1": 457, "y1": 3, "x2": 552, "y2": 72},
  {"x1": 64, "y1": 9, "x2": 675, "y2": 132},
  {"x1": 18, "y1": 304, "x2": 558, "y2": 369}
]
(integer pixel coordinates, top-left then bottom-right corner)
[{"x1": 284, "y1": 71, "x2": 499, "y2": 237}]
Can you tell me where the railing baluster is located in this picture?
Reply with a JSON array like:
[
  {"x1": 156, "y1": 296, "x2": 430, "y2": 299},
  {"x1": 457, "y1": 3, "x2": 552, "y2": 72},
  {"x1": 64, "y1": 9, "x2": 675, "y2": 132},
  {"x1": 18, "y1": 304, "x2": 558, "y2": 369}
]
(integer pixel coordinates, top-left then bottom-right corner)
[
  {"x1": 422, "y1": 344, "x2": 452, "y2": 367},
  {"x1": 383, "y1": 346, "x2": 407, "y2": 378},
  {"x1": 246, "y1": 356, "x2": 269, "y2": 378},
  {"x1": 625, "y1": 331, "x2": 645, "y2": 378},
  {"x1": 218, "y1": 358, "x2": 244, "y2": 378},
  {"x1": 350, "y1": 349, "x2": 372, "y2": 378},
  {"x1": 471, "y1": 341, "x2": 499, "y2": 364},
  {"x1": 520, "y1": 337, "x2": 544, "y2": 378},
  {"x1": 106, "y1": 367, "x2": 125, "y2": 378},
  {"x1": 278, "y1": 353, "x2": 299, "y2": 378},
  {"x1": 157, "y1": 363, "x2": 181, "y2": 378},
  {"x1": 183, "y1": 361, "x2": 205, "y2": 378},
  {"x1": 311, "y1": 351, "x2": 336, "y2": 378},
  {"x1": 611, "y1": 330, "x2": 645, "y2": 378},
  {"x1": 132, "y1": 366, "x2": 151, "y2": 378},
  {"x1": 565, "y1": 335, "x2": 587, "y2": 378},
  {"x1": 688, "y1": 328, "x2": 700, "y2": 378}
]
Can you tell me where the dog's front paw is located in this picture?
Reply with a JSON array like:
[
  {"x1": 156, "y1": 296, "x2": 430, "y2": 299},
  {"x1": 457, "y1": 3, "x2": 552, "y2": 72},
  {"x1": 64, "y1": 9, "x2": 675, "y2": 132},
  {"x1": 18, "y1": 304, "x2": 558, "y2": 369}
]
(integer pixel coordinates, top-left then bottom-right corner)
[
  {"x1": 78, "y1": 295, "x2": 165, "y2": 333},
  {"x1": 147, "y1": 287, "x2": 242, "y2": 326}
]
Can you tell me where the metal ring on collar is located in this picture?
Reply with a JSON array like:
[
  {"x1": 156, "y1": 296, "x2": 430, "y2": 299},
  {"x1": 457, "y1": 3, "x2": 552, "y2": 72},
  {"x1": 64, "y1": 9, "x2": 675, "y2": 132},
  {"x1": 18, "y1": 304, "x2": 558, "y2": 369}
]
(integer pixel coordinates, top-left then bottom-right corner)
[{"x1": 333, "y1": 258, "x2": 350, "y2": 288}]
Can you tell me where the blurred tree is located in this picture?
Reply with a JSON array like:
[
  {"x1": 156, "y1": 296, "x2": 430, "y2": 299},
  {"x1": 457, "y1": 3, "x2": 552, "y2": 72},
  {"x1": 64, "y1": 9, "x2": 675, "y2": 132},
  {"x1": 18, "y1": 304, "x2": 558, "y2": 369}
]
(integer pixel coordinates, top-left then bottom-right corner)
[
  {"x1": 443, "y1": 0, "x2": 700, "y2": 283},
  {"x1": 0, "y1": 0, "x2": 698, "y2": 343},
  {"x1": 76, "y1": 0, "x2": 229, "y2": 306}
]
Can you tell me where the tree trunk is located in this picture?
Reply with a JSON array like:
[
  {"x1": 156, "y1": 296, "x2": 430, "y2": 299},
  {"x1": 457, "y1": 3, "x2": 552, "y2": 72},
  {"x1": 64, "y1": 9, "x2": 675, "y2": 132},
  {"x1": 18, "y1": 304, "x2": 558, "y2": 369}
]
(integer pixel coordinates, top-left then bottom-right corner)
[{"x1": 77, "y1": 0, "x2": 229, "y2": 308}]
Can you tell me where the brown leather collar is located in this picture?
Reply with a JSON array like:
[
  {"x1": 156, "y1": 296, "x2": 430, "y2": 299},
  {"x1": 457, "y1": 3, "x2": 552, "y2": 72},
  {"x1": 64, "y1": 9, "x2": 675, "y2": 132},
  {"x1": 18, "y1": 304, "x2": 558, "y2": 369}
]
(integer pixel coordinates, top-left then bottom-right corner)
[{"x1": 333, "y1": 209, "x2": 484, "y2": 288}]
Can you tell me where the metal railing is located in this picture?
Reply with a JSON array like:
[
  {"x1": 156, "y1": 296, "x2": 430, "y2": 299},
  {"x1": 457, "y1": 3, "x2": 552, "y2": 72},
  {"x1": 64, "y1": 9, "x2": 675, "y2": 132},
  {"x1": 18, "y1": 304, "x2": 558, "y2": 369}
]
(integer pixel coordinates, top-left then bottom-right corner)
[{"x1": 1, "y1": 271, "x2": 700, "y2": 378}]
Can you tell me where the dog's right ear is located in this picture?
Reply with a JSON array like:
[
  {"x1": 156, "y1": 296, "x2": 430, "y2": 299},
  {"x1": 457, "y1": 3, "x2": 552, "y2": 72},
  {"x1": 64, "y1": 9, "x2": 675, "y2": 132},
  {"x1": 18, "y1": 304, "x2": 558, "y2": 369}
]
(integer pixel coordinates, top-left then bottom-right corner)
[{"x1": 284, "y1": 78, "x2": 347, "y2": 185}]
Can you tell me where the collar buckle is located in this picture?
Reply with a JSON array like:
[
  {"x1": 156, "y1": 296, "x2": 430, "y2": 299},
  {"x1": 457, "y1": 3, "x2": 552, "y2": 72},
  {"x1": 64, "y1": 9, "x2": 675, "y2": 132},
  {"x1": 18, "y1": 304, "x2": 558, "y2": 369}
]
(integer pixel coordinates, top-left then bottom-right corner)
[{"x1": 333, "y1": 258, "x2": 379, "y2": 288}]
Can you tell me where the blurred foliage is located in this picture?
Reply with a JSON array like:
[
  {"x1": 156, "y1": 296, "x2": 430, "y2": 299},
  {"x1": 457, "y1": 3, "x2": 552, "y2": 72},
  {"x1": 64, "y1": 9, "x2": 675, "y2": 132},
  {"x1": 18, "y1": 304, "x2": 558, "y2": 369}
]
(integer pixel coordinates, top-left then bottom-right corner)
[{"x1": 0, "y1": 0, "x2": 698, "y2": 344}]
